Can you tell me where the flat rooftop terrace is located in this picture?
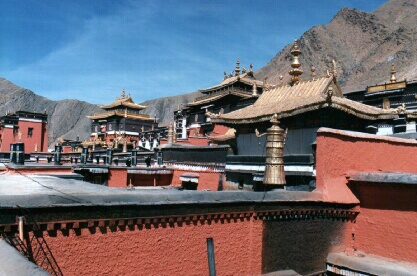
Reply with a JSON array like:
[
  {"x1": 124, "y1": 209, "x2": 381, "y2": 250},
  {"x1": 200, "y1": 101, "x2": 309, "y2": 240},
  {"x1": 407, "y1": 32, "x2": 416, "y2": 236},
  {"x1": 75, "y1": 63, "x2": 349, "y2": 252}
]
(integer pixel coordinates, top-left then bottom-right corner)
[{"x1": 0, "y1": 173, "x2": 327, "y2": 208}]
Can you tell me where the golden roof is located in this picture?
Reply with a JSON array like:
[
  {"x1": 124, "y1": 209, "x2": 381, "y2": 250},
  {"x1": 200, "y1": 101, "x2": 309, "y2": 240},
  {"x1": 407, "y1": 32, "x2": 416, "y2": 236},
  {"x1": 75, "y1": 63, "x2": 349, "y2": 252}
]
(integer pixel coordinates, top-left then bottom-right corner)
[
  {"x1": 210, "y1": 75, "x2": 403, "y2": 124},
  {"x1": 187, "y1": 90, "x2": 257, "y2": 107},
  {"x1": 100, "y1": 89, "x2": 147, "y2": 110},
  {"x1": 199, "y1": 71, "x2": 264, "y2": 94},
  {"x1": 87, "y1": 110, "x2": 155, "y2": 121}
]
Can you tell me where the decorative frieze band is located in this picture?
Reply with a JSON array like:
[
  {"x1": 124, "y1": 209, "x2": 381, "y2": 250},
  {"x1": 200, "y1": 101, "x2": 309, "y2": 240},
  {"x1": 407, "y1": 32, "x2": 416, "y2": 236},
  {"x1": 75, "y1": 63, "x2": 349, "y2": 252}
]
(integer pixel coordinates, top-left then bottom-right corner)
[{"x1": 0, "y1": 209, "x2": 357, "y2": 234}]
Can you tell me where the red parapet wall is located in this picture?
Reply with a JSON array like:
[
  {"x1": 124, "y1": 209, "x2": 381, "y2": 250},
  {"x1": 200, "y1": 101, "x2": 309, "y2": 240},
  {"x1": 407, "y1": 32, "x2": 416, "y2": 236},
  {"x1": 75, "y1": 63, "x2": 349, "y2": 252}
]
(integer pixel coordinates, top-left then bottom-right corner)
[
  {"x1": 316, "y1": 128, "x2": 417, "y2": 203},
  {"x1": 316, "y1": 128, "x2": 417, "y2": 263},
  {"x1": 350, "y1": 182, "x2": 417, "y2": 263},
  {"x1": 29, "y1": 216, "x2": 263, "y2": 275},
  {"x1": 25, "y1": 210, "x2": 353, "y2": 275}
]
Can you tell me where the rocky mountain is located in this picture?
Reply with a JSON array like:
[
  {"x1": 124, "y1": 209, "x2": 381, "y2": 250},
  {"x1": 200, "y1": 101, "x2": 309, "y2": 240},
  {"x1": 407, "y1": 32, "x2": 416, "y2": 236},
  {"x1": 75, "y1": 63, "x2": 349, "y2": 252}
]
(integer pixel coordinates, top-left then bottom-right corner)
[
  {"x1": 255, "y1": 0, "x2": 417, "y2": 92},
  {"x1": 140, "y1": 91, "x2": 201, "y2": 127},
  {"x1": 0, "y1": 77, "x2": 200, "y2": 146},
  {"x1": 0, "y1": 78, "x2": 103, "y2": 146}
]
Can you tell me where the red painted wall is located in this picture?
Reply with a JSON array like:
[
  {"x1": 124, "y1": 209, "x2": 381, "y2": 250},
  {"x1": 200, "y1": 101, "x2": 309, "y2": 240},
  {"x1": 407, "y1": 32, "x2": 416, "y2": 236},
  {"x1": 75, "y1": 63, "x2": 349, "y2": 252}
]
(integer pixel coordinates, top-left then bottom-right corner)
[
  {"x1": 30, "y1": 217, "x2": 263, "y2": 275},
  {"x1": 129, "y1": 173, "x2": 173, "y2": 186},
  {"x1": 349, "y1": 182, "x2": 417, "y2": 263},
  {"x1": 316, "y1": 128, "x2": 417, "y2": 262},
  {"x1": 0, "y1": 120, "x2": 48, "y2": 153},
  {"x1": 108, "y1": 168, "x2": 127, "y2": 188},
  {"x1": 18, "y1": 120, "x2": 48, "y2": 153},
  {"x1": 172, "y1": 169, "x2": 222, "y2": 191},
  {"x1": 316, "y1": 128, "x2": 417, "y2": 203},
  {"x1": 0, "y1": 127, "x2": 14, "y2": 152}
]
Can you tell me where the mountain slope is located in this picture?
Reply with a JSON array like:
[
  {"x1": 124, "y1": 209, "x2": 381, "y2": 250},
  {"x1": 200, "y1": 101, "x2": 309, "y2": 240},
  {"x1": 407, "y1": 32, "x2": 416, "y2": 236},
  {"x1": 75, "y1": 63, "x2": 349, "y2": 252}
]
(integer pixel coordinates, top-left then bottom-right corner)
[
  {"x1": 255, "y1": 0, "x2": 417, "y2": 92},
  {"x1": 0, "y1": 77, "x2": 200, "y2": 146},
  {"x1": 0, "y1": 78, "x2": 103, "y2": 146}
]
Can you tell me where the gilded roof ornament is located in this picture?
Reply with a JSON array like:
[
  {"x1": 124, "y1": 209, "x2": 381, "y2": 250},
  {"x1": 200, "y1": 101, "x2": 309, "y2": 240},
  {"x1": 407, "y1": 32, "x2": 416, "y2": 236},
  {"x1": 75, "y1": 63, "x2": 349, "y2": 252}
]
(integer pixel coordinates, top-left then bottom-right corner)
[
  {"x1": 288, "y1": 39, "x2": 303, "y2": 85},
  {"x1": 121, "y1": 88, "x2": 126, "y2": 99},
  {"x1": 332, "y1": 60, "x2": 338, "y2": 77},
  {"x1": 390, "y1": 63, "x2": 397, "y2": 83},
  {"x1": 279, "y1": 75, "x2": 284, "y2": 85},
  {"x1": 311, "y1": 66, "x2": 316, "y2": 80},
  {"x1": 249, "y1": 63, "x2": 253, "y2": 72},
  {"x1": 224, "y1": 71, "x2": 228, "y2": 80},
  {"x1": 326, "y1": 85, "x2": 334, "y2": 101},
  {"x1": 235, "y1": 58, "x2": 240, "y2": 76}
]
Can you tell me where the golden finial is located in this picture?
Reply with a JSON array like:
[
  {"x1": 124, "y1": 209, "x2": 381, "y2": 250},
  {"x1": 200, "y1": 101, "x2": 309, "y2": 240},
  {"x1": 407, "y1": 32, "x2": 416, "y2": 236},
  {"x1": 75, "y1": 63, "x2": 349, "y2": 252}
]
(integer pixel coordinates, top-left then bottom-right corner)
[
  {"x1": 249, "y1": 63, "x2": 253, "y2": 72},
  {"x1": 121, "y1": 88, "x2": 126, "y2": 99},
  {"x1": 288, "y1": 39, "x2": 303, "y2": 85},
  {"x1": 271, "y1": 113, "x2": 279, "y2": 124},
  {"x1": 327, "y1": 85, "x2": 333, "y2": 101},
  {"x1": 235, "y1": 58, "x2": 240, "y2": 76},
  {"x1": 311, "y1": 66, "x2": 316, "y2": 79},
  {"x1": 390, "y1": 63, "x2": 397, "y2": 83},
  {"x1": 279, "y1": 75, "x2": 283, "y2": 85}
]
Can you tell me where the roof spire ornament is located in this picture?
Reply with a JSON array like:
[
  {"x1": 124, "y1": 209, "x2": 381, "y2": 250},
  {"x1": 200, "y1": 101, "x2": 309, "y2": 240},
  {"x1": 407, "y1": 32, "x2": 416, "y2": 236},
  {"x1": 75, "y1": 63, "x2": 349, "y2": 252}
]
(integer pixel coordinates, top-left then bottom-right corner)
[
  {"x1": 390, "y1": 63, "x2": 397, "y2": 83},
  {"x1": 249, "y1": 63, "x2": 253, "y2": 72},
  {"x1": 224, "y1": 71, "x2": 228, "y2": 80},
  {"x1": 311, "y1": 66, "x2": 316, "y2": 80},
  {"x1": 121, "y1": 87, "x2": 126, "y2": 99},
  {"x1": 288, "y1": 39, "x2": 303, "y2": 85},
  {"x1": 235, "y1": 58, "x2": 240, "y2": 76},
  {"x1": 279, "y1": 75, "x2": 284, "y2": 85}
]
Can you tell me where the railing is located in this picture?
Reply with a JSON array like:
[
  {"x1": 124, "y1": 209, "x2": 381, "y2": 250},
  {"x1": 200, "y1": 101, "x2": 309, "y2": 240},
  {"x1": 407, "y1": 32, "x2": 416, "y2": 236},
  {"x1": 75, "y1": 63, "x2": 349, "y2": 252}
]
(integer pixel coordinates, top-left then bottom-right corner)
[{"x1": 16, "y1": 206, "x2": 63, "y2": 276}]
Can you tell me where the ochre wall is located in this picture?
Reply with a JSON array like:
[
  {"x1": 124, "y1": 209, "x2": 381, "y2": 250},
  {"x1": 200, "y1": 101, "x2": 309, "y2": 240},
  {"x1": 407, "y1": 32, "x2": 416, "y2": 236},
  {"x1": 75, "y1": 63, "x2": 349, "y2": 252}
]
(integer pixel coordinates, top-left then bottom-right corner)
[{"x1": 29, "y1": 217, "x2": 263, "y2": 275}]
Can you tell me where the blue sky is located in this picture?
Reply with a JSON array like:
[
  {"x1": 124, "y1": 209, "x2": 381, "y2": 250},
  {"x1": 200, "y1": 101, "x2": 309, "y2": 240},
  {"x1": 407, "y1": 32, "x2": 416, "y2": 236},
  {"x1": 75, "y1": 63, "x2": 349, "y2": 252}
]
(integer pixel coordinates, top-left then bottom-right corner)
[{"x1": 0, "y1": 0, "x2": 387, "y2": 104}]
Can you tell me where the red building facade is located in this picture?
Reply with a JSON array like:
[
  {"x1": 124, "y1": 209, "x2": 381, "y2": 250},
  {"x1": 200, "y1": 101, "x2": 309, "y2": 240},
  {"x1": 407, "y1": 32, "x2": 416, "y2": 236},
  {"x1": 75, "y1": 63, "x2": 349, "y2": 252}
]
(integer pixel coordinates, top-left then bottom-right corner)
[{"x1": 0, "y1": 111, "x2": 48, "y2": 153}]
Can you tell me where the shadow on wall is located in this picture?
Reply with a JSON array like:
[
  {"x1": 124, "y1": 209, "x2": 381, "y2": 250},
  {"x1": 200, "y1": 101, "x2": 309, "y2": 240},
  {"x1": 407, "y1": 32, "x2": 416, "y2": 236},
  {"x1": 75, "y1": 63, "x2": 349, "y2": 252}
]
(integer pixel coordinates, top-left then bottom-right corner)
[
  {"x1": 349, "y1": 182, "x2": 416, "y2": 211},
  {"x1": 262, "y1": 218, "x2": 348, "y2": 275}
]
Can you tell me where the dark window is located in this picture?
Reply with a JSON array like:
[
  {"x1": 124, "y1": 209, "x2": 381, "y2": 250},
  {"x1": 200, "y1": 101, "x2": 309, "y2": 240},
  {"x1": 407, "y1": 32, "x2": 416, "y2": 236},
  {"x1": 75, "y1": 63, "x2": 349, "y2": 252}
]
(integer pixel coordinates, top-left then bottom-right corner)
[{"x1": 28, "y1": 128, "x2": 33, "y2": 137}]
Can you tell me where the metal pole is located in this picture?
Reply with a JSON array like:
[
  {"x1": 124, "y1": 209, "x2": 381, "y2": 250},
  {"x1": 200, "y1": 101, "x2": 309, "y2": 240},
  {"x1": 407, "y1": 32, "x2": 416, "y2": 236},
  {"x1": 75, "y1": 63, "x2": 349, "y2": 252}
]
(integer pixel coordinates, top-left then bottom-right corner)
[{"x1": 207, "y1": 238, "x2": 216, "y2": 276}]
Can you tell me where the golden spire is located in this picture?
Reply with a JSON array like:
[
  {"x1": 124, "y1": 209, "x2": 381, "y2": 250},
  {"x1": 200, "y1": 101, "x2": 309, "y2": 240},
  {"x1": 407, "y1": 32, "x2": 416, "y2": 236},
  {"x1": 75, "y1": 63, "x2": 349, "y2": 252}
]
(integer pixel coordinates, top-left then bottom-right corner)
[
  {"x1": 235, "y1": 58, "x2": 240, "y2": 76},
  {"x1": 288, "y1": 39, "x2": 303, "y2": 85},
  {"x1": 311, "y1": 66, "x2": 316, "y2": 80},
  {"x1": 121, "y1": 88, "x2": 126, "y2": 99},
  {"x1": 390, "y1": 63, "x2": 397, "y2": 83}
]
